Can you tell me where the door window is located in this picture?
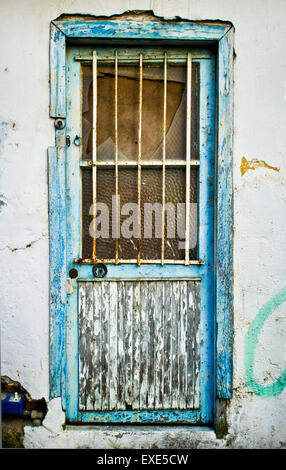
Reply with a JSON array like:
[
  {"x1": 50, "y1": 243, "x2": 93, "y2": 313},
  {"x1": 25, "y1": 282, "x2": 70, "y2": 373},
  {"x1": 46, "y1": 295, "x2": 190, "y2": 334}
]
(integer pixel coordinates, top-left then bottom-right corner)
[{"x1": 79, "y1": 51, "x2": 201, "y2": 265}]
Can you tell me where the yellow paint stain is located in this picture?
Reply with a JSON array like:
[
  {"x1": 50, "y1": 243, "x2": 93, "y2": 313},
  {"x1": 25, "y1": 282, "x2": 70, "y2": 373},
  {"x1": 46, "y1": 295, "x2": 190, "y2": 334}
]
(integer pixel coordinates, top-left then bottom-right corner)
[{"x1": 240, "y1": 156, "x2": 280, "y2": 176}]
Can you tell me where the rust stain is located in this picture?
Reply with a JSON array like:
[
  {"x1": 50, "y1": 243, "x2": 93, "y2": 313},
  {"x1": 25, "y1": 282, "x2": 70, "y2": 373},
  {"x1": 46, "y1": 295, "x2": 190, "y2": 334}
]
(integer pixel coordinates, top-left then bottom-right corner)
[{"x1": 240, "y1": 156, "x2": 280, "y2": 176}]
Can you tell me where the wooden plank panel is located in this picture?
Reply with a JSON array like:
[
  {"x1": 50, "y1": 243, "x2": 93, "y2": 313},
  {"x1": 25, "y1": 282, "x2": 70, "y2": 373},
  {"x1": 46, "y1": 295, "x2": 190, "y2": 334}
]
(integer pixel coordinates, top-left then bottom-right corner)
[
  {"x1": 124, "y1": 282, "x2": 134, "y2": 406},
  {"x1": 163, "y1": 281, "x2": 172, "y2": 408},
  {"x1": 50, "y1": 24, "x2": 66, "y2": 118},
  {"x1": 186, "y1": 281, "x2": 195, "y2": 408},
  {"x1": 132, "y1": 282, "x2": 140, "y2": 409},
  {"x1": 85, "y1": 282, "x2": 95, "y2": 410},
  {"x1": 179, "y1": 281, "x2": 188, "y2": 409},
  {"x1": 155, "y1": 282, "x2": 164, "y2": 409},
  {"x1": 147, "y1": 281, "x2": 156, "y2": 409},
  {"x1": 93, "y1": 282, "x2": 102, "y2": 410},
  {"x1": 100, "y1": 281, "x2": 110, "y2": 410},
  {"x1": 79, "y1": 282, "x2": 96, "y2": 410},
  {"x1": 216, "y1": 28, "x2": 234, "y2": 398},
  {"x1": 78, "y1": 280, "x2": 200, "y2": 411},
  {"x1": 54, "y1": 20, "x2": 230, "y2": 41},
  {"x1": 192, "y1": 281, "x2": 201, "y2": 408},
  {"x1": 117, "y1": 281, "x2": 125, "y2": 410},
  {"x1": 171, "y1": 281, "x2": 180, "y2": 408},
  {"x1": 78, "y1": 282, "x2": 87, "y2": 410},
  {"x1": 109, "y1": 282, "x2": 118, "y2": 410},
  {"x1": 139, "y1": 281, "x2": 149, "y2": 408},
  {"x1": 48, "y1": 146, "x2": 66, "y2": 398}
]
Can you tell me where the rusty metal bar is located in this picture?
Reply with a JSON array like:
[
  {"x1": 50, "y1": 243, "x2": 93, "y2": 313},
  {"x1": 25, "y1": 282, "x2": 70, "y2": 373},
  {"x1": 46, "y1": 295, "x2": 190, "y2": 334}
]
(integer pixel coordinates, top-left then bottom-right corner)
[
  {"x1": 114, "y1": 50, "x2": 119, "y2": 264},
  {"x1": 74, "y1": 55, "x2": 189, "y2": 64},
  {"x1": 137, "y1": 53, "x2": 143, "y2": 266},
  {"x1": 74, "y1": 258, "x2": 205, "y2": 265},
  {"x1": 92, "y1": 50, "x2": 97, "y2": 260},
  {"x1": 161, "y1": 52, "x2": 167, "y2": 266},
  {"x1": 185, "y1": 52, "x2": 192, "y2": 265},
  {"x1": 83, "y1": 160, "x2": 200, "y2": 167}
]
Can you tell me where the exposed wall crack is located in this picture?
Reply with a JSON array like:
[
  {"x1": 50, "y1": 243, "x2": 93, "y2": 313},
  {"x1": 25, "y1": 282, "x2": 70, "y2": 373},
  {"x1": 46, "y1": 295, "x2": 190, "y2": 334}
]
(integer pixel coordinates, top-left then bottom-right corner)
[{"x1": 0, "y1": 235, "x2": 47, "y2": 253}]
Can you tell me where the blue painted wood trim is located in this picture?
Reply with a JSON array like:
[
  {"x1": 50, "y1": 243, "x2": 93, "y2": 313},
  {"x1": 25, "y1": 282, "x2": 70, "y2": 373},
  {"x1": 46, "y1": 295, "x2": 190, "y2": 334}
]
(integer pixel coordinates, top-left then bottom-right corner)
[
  {"x1": 48, "y1": 146, "x2": 67, "y2": 398},
  {"x1": 216, "y1": 27, "x2": 234, "y2": 398},
  {"x1": 74, "y1": 409, "x2": 205, "y2": 425},
  {"x1": 53, "y1": 20, "x2": 230, "y2": 41},
  {"x1": 50, "y1": 23, "x2": 66, "y2": 118}
]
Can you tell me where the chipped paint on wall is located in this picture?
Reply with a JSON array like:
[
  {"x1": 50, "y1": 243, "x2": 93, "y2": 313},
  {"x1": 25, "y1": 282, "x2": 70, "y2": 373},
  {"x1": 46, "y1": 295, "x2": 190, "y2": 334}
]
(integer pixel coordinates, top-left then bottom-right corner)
[
  {"x1": 0, "y1": 117, "x2": 13, "y2": 154},
  {"x1": 240, "y1": 157, "x2": 280, "y2": 176}
]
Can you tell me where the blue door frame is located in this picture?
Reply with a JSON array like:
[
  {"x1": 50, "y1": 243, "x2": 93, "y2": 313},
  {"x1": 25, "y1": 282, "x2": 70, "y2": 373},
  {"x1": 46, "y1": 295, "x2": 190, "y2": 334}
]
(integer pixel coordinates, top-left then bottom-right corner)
[{"x1": 48, "y1": 16, "x2": 234, "y2": 425}]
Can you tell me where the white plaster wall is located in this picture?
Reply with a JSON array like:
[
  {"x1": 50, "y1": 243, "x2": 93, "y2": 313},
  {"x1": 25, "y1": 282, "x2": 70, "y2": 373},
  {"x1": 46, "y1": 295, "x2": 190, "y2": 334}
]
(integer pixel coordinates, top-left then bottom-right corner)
[{"x1": 1, "y1": 0, "x2": 286, "y2": 448}]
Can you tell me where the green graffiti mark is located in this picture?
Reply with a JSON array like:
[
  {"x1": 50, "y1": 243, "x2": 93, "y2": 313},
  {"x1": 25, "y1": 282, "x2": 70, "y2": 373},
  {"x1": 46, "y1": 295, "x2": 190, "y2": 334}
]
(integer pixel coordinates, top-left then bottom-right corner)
[{"x1": 244, "y1": 287, "x2": 286, "y2": 397}]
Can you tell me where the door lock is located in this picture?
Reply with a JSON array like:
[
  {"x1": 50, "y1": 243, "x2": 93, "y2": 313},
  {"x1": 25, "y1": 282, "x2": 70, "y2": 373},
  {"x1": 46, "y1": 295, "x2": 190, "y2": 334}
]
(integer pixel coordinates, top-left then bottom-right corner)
[{"x1": 93, "y1": 263, "x2": 108, "y2": 278}]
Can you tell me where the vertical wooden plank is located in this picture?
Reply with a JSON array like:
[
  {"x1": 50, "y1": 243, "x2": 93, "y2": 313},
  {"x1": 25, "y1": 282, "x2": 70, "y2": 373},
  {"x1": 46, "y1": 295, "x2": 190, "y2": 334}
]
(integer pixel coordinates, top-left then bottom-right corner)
[
  {"x1": 124, "y1": 282, "x2": 134, "y2": 406},
  {"x1": 50, "y1": 23, "x2": 66, "y2": 118},
  {"x1": 48, "y1": 146, "x2": 66, "y2": 399},
  {"x1": 171, "y1": 281, "x2": 180, "y2": 408},
  {"x1": 193, "y1": 281, "x2": 201, "y2": 408},
  {"x1": 85, "y1": 282, "x2": 95, "y2": 410},
  {"x1": 65, "y1": 51, "x2": 81, "y2": 417},
  {"x1": 93, "y1": 282, "x2": 102, "y2": 410},
  {"x1": 179, "y1": 281, "x2": 188, "y2": 409},
  {"x1": 100, "y1": 281, "x2": 110, "y2": 410},
  {"x1": 132, "y1": 282, "x2": 140, "y2": 409},
  {"x1": 139, "y1": 281, "x2": 148, "y2": 408},
  {"x1": 217, "y1": 28, "x2": 234, "y2": 398},
  {"x1": 147, "y1": 281, "x2": 156, "y2": 409},
  {"x1": 186, "y1": 281, "x2": 195, "y2": 408},
  {"x1": 109, "y1": 282, "x2": 118, "y2": 410},
  {"x1": 154, "y1": 282, "x2": 164, "y2": 409},
  {"x1": 117, "y1": 281, "x2": 125, "y2": 410},
  {"x1": 196, "y1": 55, "x2": 216, "y2": 418},
  {"x1": 186, "y1": 280, "x2": 201, "y2": 408},
  {"x1": 163, "y1": 281, "x2": 172, "y2": 409},
  {"x1": 78, "y1": 283, "x2": 87, "y2": 410}
]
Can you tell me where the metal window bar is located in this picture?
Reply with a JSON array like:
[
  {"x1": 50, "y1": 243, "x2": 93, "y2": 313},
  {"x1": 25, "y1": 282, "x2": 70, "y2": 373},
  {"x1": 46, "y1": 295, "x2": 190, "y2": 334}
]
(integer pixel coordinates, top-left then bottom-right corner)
[
  {"x1": 114, "y1": 50, "x2": 119, "y2": 264},
  {"x1": 137, "y1": 53, "x2": 143, "y2": 266},
  {"x1": 83, "y1": 50, "x2": 201, "y2": 266},
  {"x1": 92, "y1": 50, "x2": 97, "y2": 260},
  {"x1": 75, "y1": 258, "x2": 204, "y2": 265},
  {"x1": 185, "y1": 52, "x2": 192, "y2": 265},
  {"x1": 75, "y1": 55, "x2": 190, "y2": 64},
  {"x1": 161, "y1": 52, "x2": 167, "y2": 266},
  {"x1": 82, "y1": 160, "x2": 200, "y2": 167}
]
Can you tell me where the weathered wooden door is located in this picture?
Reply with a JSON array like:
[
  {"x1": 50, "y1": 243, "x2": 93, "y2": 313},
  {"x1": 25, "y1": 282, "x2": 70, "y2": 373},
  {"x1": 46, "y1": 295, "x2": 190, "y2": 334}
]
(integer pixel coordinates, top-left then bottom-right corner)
[{"x1": 65, "y1": 45, "x2": 216, "y2": 424}]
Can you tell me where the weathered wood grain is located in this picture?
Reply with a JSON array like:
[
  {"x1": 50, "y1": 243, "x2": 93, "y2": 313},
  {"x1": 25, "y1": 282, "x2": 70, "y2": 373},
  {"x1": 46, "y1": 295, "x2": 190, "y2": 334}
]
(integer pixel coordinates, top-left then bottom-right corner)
[
  {"x1": 216, "y1": 27, "x2": 234, "y2": 399},
  {"x1": 78, "y1": 280, "x2": 200, "y2": 411},
  {"x1": 48, "y1": 146, "x2": 66, "y2": 399},
  {"x1": 50, "y1": 23, "x2": 66, "y2": 118}
]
